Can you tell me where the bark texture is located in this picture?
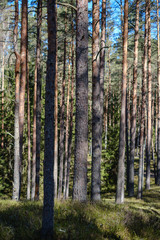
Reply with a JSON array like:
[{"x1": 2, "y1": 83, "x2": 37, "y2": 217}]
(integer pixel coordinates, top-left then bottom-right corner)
[
  {"x1": 116, "y1": 0, "x2": 128, "y2": 204},
  {"x1": 91, "y1": 0, "x2": 101, "y2": 201},
  {"x1": 42, "y1": 0, "x2": 56, "y2": 237},
  {"x1": 73, "y1": 0, "x2": 88, "y2": 202},
  {"x1": 129, "y1": 0, "x2": 139, "y2": 197}
]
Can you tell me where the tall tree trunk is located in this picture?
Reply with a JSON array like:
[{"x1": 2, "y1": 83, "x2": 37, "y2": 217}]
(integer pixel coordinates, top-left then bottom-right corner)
[
  {"x1": 13, "y1": 0, "x2": 21, "y2": 201},
  {"x1": 91, "y1": 0, "x2": 101, "y2": 201},
  {"x1": 137, "y1": 0, "x2": 148, "y2": 199},
  {"x1": 146, "y1": 0, "x2": 152, "y2": 190},
  {"x1": 157, "y1": 0, "x2": 160, "y2": 185},
  {"x1": 64, "y1": 46, "x2": 71, "y2": 198},
  {"x1": 26, "y1": 10, "x2": 31, "y2": 200},
  {"x1": 42, "y1": 0, "x2": 56, "y2": 237},
  {"x1": 73, "y1": 0, "x2": 88, "y2": 202},
  {"x1": 116, "y1": 0, "x2": 128, "y2": 204},
  {"x1": 66, "y1": 31, "x2": 74, "y2": 199},
  {"x1": 58, "y1": 12, "x2": 67, "y2": 199},
  {"x1": 19, "y1": 0, "x2": 27, "y2": 198},
  {"x1": 1, "y1": 40, "x2": 5, "y2": 149},
  {"x1": 129, "y1": 0, "x2": 139, "y2": 197},
  {"x1": 54, "y1": 4, "x2": 58, "y2": 198},
  {"x1": 104, "y1": 84, "x2": 108, "y2": 149},
  {"x1": 108, "y1": 46, "x2": 112, "y2": 127},
  {"x1": 35, "y1": 0, "x2": 42, "y2": 200}
]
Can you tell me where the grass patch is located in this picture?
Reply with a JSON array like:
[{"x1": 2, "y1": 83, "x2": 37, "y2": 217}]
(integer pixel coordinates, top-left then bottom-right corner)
[{"x1": 0, "y1": 186, "x2": 160, "y2": 239}]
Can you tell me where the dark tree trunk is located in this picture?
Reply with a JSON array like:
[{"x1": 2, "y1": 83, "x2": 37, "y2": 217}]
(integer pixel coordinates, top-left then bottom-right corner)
[
  {"x1": 13, "y1": 0, "x2": 21, "y2": 201},
  {"x1": 73, "y1": 0, "x2": 88, "y2": 202},
  {"x1": 146, "y1": 0, "x2": 152, "y2": 190},
  {"x1": 129, "y1": 0, "x2": 139, "y2": 197},
  {"x1": 91, "y1": 0, "x2": 101, "y2": 201},
  {"x1": 42, "y1": 0, "x2": 56, "y2": 237},
  {"x1": 116, "y1": 0, "x2": 128, "y2": 204}
]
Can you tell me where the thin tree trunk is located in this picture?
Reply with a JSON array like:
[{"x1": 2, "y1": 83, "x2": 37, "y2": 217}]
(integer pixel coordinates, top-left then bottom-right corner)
[
  {"x1": 100, "y1": 0, "x2": 106, "y2": 153},
  {"x1": 19, "y1": 0, "x2": 27, "y2": 198},
  {"x1": 66, "y1": 31, "x2": 74, "y2": 199},
  {"x1": 91, "y1": 0, "x2": 101, "y2": 201},
  {"x1": 58, "y1": 12, "x2": 67, "y2": 199},
  {"x1": 104, "y1": 86, "x2": 108, "y2": 149},
  {"x1": 54, "y1": 4, "x2": 58, "y2": 199},
  {"x1": 13, "y1": 0, "x2": 21, "y2": 201},
  {"x1": 42, "y1": 0, "x2": 56, "y2": 237},
  {"x1": 116, "y1": 0, "x2": 128, "y2": 204},
  {"x1": 146, "y1": 0, "x2": 151, "y2": 190},
  {"x1": 1, "y1": 40, "x2": 5, "y2": 149},
  {"x1": 35, "y1": 0, "x2": 42, "y2": 200},
  {"x1": 157, "y1": 0, "x2": 160, "y2": 185},
  {"x1": 108, "y1": 46, "x2": 112, "y2": 127},
  {"x1": 129, "y1": 0, "x2": 139, "y2": 197},
  {"x1": 137, "y1": 1, "x2": 148, "y2": 199},
  {"x1": 26, "y1": 11, "x2": 31, "y2": 200},
  {"x1": 64, "y1": 46, "x2": 71, "y2": 198},
  {"x1": 73, "y1": 0, "x2": 88, "y2": 202}
]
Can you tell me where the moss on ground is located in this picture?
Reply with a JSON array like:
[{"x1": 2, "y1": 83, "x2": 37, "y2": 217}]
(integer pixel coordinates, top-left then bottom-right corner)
[{"x1": 0, "y1": 186, "x2": 160, "y2": 240}]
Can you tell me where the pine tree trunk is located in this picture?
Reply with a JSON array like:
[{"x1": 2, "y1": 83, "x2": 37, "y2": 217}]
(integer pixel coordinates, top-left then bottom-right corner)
[
  {"x1": 26, "y1": 13, "x2": 31, "y2": 200},
  {"x1": 54, "y1": 4, "x2": 58, "y2": 198},
  {"x1": 1, "y1": 40, "x2": 4, "y2": 149},
  {"x1": 13, "y1": 0, "x2": 21, "y2": 201},
  {"x1": 104, "y1": 86, "x2": 108, "y2": 149},
  {"x1": 137, "y1": 0, "x2": 148, "y2": 199},
  {"x1": 42, "y1": 0, "x2": 56, "y2": 237},
  {"x1": 157, "y1": 0, "x2": 160, "y2": 185},
  {"x1": 73, "y1": 0, "x2": 88, "y2": 202},
  {"x1": 146, "y1": 0, "x2": 152, "y2": 190},
  {"x1": 91, "y1": 0, "x2": 101, "y2": 201},
  {"x1": 58, "y1": 13, "x2": 67, "y2": 199},
  {"x1": 116, "y1": 0, "x2": 128, "y2": 204},
  {"x1": 64, "y1": 47, "x2": 71, "y2": 198},
  {"x1": 19, "y1": 0, "x2": 27, "y2": 198},
  {"x1": 66, "y1": 33, "x2": 74, "y2": 199},
  {"x1": 129, "y1": 0, "x2": 139, "y2": 197},
  {"x1": 35, "y1": 0, "x2": 42, "y2": 200}
]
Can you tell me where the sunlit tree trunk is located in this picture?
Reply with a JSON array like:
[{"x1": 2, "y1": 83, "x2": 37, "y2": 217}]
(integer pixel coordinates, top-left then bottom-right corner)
[
  {"x1": 73, "y1": 0, "x2": 88, "y2": 202},
  {"x1": 35, "y1": 0, "x2": 42, "y2": 200},
  {"x1": 116, "y1": 0, "x2": 128, "y2": 204},
  {"x1": 19, "y1": 0, "x2": 27, "y2": 197},
  {"x1": 13, "y1": 0, "x2": 21, "y2": 201},
  {"x1": 157, "y1": 0, "x2": 160, "y2": 186},
  {"x1": 91, "y1": 0, "x2": 101, "y2": 201},
  {"x1": 146, "y1": 0, "x2": 151, "y2": 190},
  {"x1": 58, "y1": 11, "x2": 67, "y2": 199},
  {"x1": 129, "y1": 0, "x2": 139, "y2": 197},
  {"x1": 137, "y1": 0, "x2": 148, "y2": 199}
]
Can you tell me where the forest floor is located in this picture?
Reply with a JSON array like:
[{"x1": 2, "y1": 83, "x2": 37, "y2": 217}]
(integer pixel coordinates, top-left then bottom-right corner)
[{"x1": 0, "y1": 185, "x2": 160, "y2": 240}]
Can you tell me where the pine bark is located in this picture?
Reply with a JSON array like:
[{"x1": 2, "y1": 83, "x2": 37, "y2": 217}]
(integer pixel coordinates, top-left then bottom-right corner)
[
  {"x1": 73, "y1": 0, "x2": 88, "y2": 202},
  {"x1": 129, "y1": 0, "x2": 139, "y2": 197},
  {"x1": 13, "y1": 0, "x2": 21, "y2": 201},
  {"x1": 19, "y1": 0, "x2": 27, "y2": 197},
  {"x1": 64, "y1": 47, "x2": 71, "y2": 198},
  {"x1": 42, "y1": 0, "x2": 56, "y2": 237},
  {"x1": 35, "y1": 0, "x2": 42, "y2": 200},
  {"x1": 116, "y1": 0, "x2": 128, "y2": 204},
  {"x1": 91, "y1": 0, "x2": 101, "y2": 201},
  {"x1": 58, "y1": 12, "x2": 67, "y2": 199},
  {"x1": 54, "y1": 4, "x2": 58, "y2": 198},
  {"x1": 137, "y1": 0, "x2": 148, "y2": 199},
  {"x1": 157, "y1": 0, "x2": 160, "y2": 185},
  {"x1": 146, "y1": 0, "x2": 151, "y2": 190}
]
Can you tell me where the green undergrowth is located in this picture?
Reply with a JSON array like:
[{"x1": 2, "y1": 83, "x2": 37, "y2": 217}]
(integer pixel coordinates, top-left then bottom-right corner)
[{"x1": 0, "y1": 186, "x2": 160, "y2": 240}]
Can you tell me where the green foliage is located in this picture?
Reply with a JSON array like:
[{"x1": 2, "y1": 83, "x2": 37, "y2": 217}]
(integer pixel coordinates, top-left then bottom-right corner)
[{"x1": 101, "y1": 124, "x2": 120, "y2": 194}]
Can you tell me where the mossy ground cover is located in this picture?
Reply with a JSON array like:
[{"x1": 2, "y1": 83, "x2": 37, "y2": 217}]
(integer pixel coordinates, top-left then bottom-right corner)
[{"x1": 0, "y1": 185, "x2": 160, "y2": 240}]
